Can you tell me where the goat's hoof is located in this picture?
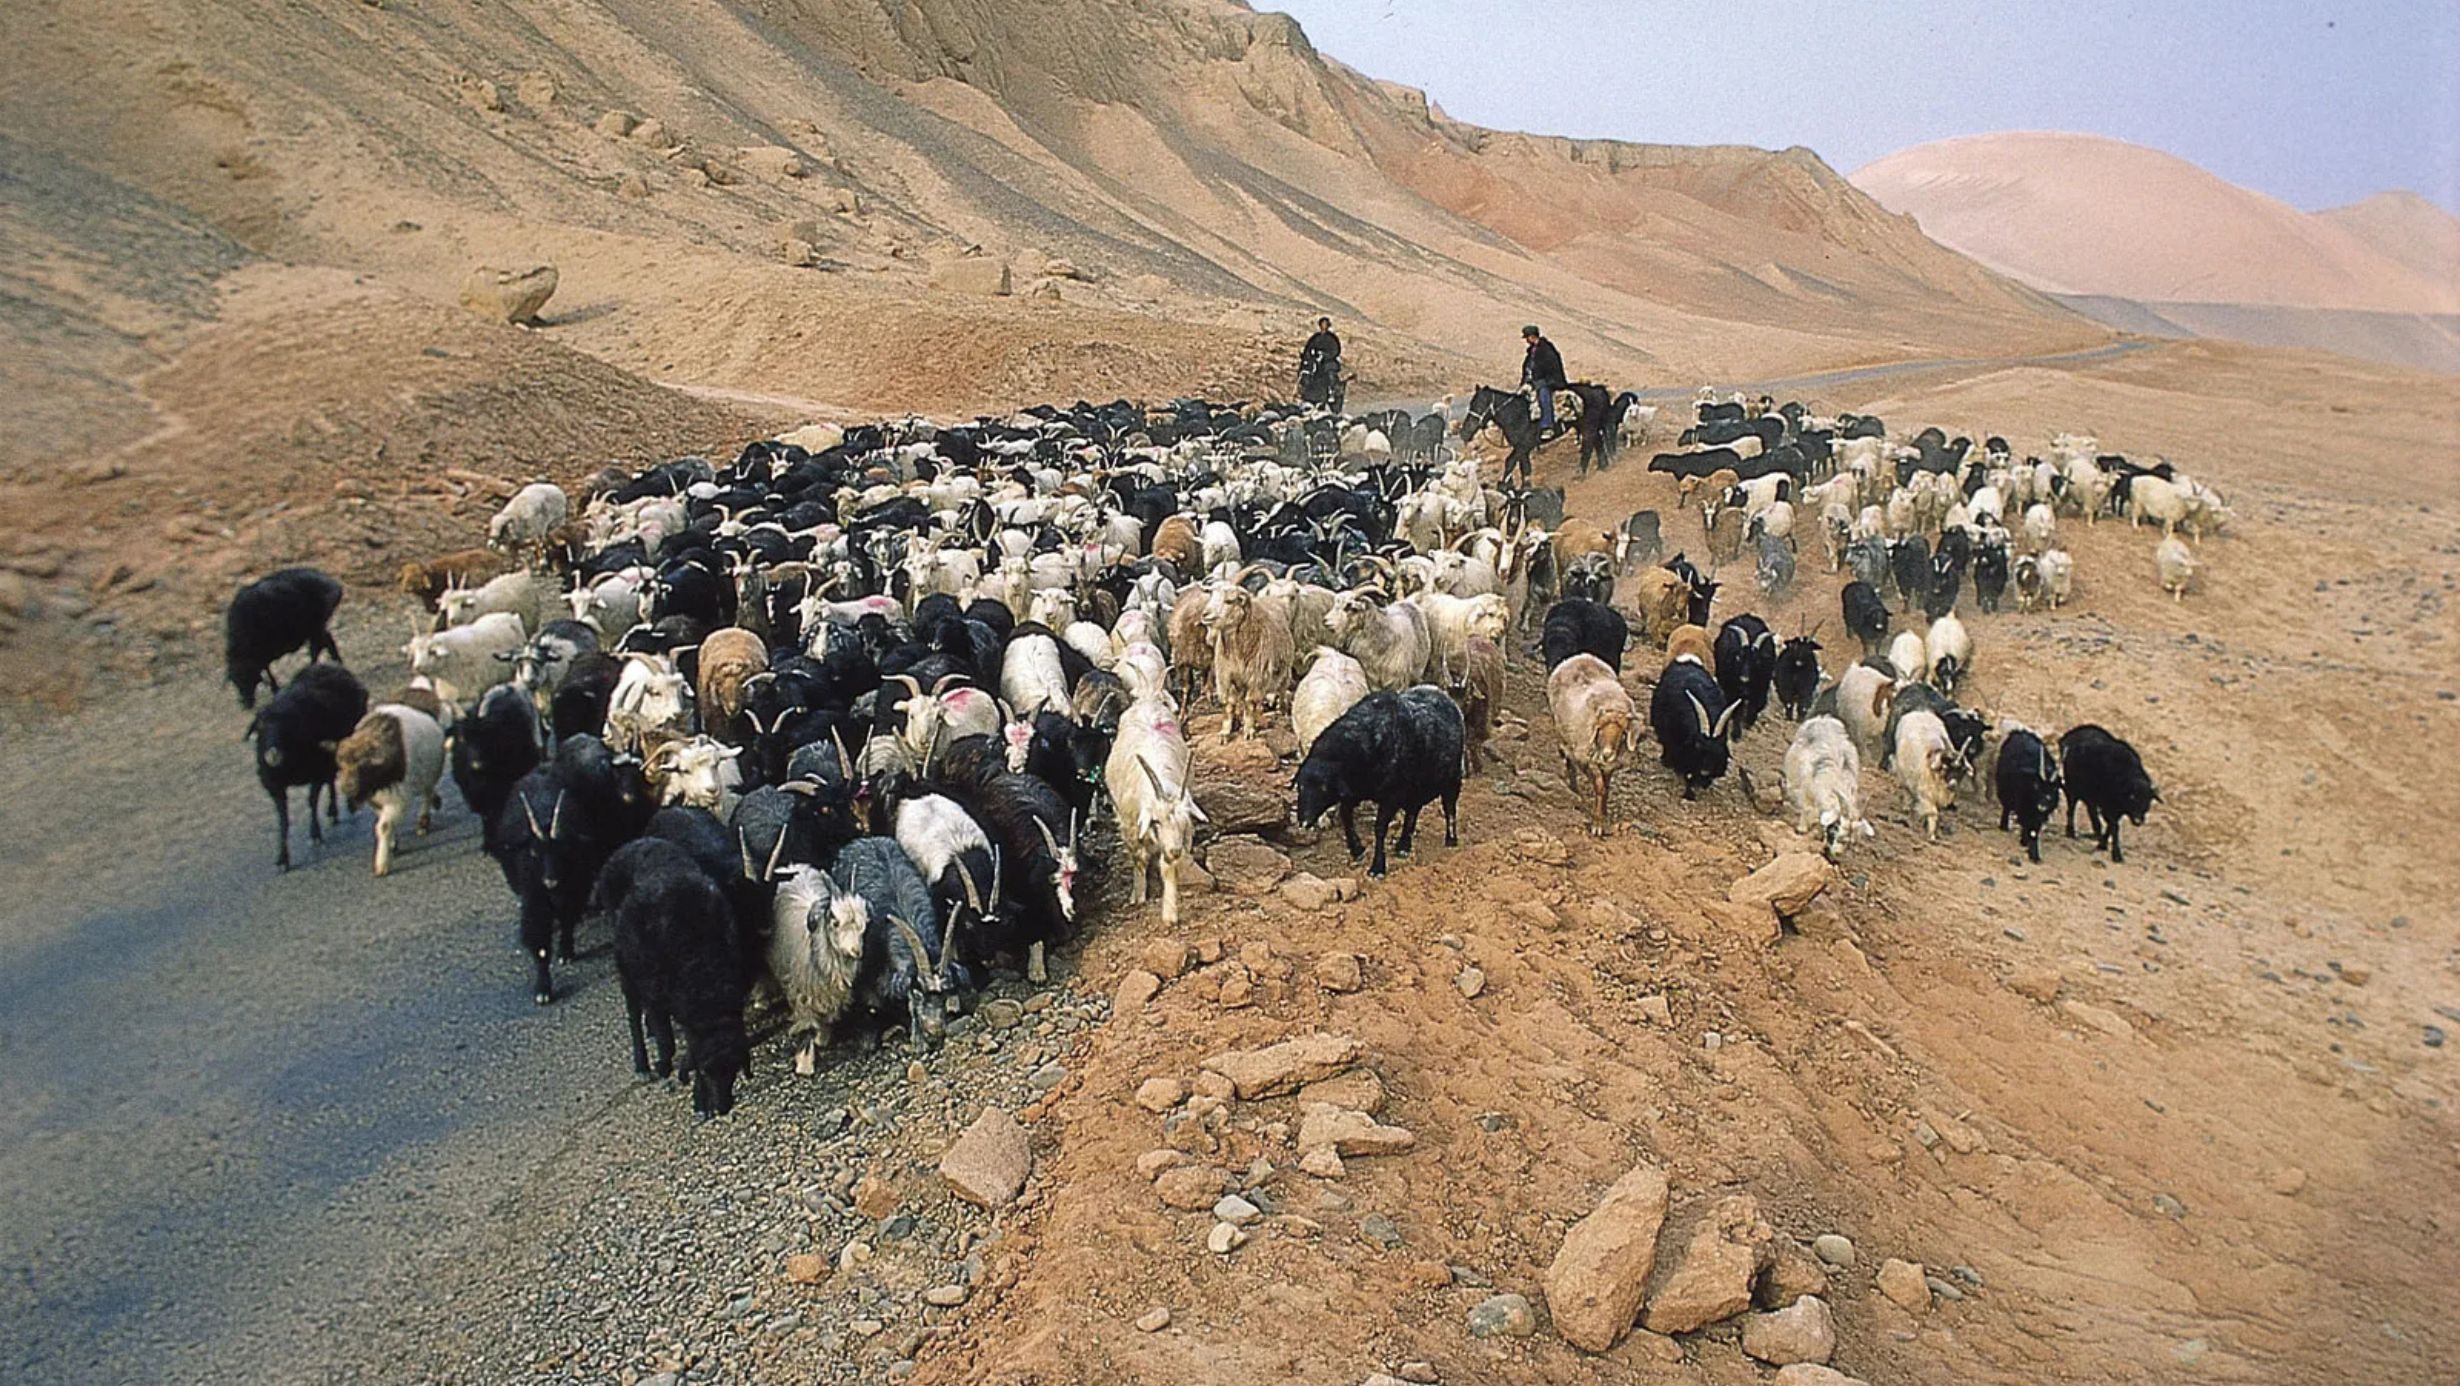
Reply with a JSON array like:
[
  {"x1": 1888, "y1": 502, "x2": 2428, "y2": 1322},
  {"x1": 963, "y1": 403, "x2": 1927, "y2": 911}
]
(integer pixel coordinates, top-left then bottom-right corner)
[{"x1": 533, "y1": 991, "x2": 553, "y2": 1006}]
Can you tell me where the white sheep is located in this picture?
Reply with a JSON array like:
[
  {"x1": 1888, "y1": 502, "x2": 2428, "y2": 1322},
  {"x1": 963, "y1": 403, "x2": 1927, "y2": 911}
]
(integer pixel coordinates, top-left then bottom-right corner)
[
  {"x1": 1291, "y1": 647, "x2": 1370, "y2": 757},
  {"x1": 1888, "y1": 630, "x2": 1928, "y2": 684},
  {"x1": 438, "y1": 569, "x2": 551, "y2": 634},
  {"x1": 2022, "y1": 502, "x2": 2057, "y2": 553},
  {"x1": 488, "y1": 482, "x2": 570, "y2": 564},
  {"x1": 404, "y1": 611, "x2": 525, "y2": 708},
  {"x1": 1834, "y1": 663, "x2": 1898, "y2": 756},
  {"x1": 1545, "y1": 653, "x2": 1638, "y2": 838},
  {"x1": 1410, "y1": 590, "x2": 1508, "y2": 691},
  {"x1": 1327, "y1": 588, "x2": 1433, "y2": 692},
  {"x1": 1893, "y1": 708, "x2": 1962, "y2": 842},
  {"x1": 768, "y1": 865, "x2": 870, "y2": 1076},
  {"x1": 1105, "y1": 697, "x2": 1205, "y2": 927},
  {"x1": 2039, "y1": 548, "x2": 2075, "y2": 608},
  {"x1": 1924, "y1": 611, "x2": 1973, "y2": 696},
  {"x1": 334, "y1": 704, "x2": 447, "y2": 877}
]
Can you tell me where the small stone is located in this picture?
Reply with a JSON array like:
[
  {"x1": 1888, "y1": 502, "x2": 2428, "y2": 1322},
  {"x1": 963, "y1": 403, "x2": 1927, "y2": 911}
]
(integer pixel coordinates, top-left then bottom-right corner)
[
  {"x1": 1156, "y1": 1165, "x2": 1230, "y2": 1210},
  {"x1": 1876, "y1": 1258, "x2": 1930, "y2": 1312},
  {"x1": 1742, "y1": 1295, "x2": 1837, "y2": 1366},
  {"x1": 1360, "y1": 1213, "x2": 1404, "y2": 1249},
  {"x1": 783, "y1": 1253, "x2": 828, "y2": 1285},
  {"x1": 1761, "y1": 1242, "x2": 1830, "y2": 1306},
  {"x1": 1280, "y1": 874, "x2": 1339, "y2": 911},
  {"x1": 838, "y1": 1239, "x2": 874, "y2": 1272},
  {"x1": 1138, "y1": 1149, "x2": 1192, "y2": 1178},
  {"x1": 1456, "y1": 965, "x2": 1487, "y2": 999},
  {"x1": 1315, "y1": 951, "x2": 1364, "y2": 993},
  {"x1": 1297, "y1": 1106, "x2": 1415, "y2": 1157},
  {"x1": 2152, "y1": 1192, "x2": 2186, "y2": 1218},
  {"x1": 1812, "y1": 1234, "x2": 1856, "y2": 1267},
  {"x1": 1139, "y1": 939, "x2": 1193, "y2": 979},
  {"x1": 979, "y1": 998, "x2": 1025, "y2": 1031},
  {"x1": 1641, "y1": 1193, "x2": 1773, "y2": 1334},
  {"x1": 2337, "y1": 963, "x2": 2372, "y2": 986},
  {"x1": 594, "y1": 110, "x2": 638, "y2": 139},
  {"x1": 1297, "y1": 1069, "x2": 1386, "y2": 1116},
  {"x1": 2061, "y1": 998, "x2": 2136, "y2": 1039},
  {"x1": 1135, "y1": 1307, "x2": 1171, "y2": 1332},
  {"x1": 1396, "y1": 1362, "x2": 1438, "y2": 1384},
  {"x1": 1218, "y1": 969, "x2": 1256, "y2": 1009},
  {"x1": 939, "y1": 1107, "x2": 1032, "y2": 1208},
  {"x1": 458, "y1": 264, "x2": 558, "y2": 324},
  {"x1": 851, "y1": 1174, "x2": 898, "y2": 1219},
  {"x1": 1466, "y1": 1293, "x2": 1537, "y2": 1339},
  {"x1": 2426, "y1": 1025, "x2": 2447, "y2": 1049},
  {"x1": 1191, "y1": 1070, "x2": 1236, "y2": 1102},
  {"x1": 1135, "y1": 1077, "x2": 1187, "y2": 1113},
  {"x1": 1205, "y1": 836, "x2": 1291, "y2": 894},
  {"x1": 1925, "y1": 1275, "x2": 1965, "y2": 1302},
  {"x1": 2270, "y1": 1166, "x2": 2308, "y2": 1196},
  {"x1": 906, "y1": 1060, "x2": 929, "y2": 1086},
  {"x1": 923, "y1": 1284, "x2": 968, "y2": 1307},
  {"x1": 849, "y1": 1317, "x2": 884, "y2": 1338},
  {"x1": 1114, "y1": 970, "x2": 1162, "y2": 1015},
  {"x1": 1728, "y1": 852, "x2": 1835, "y2": 918},
  {"x1": 1402, "y1": 1260, "x2": 1452, "y2": 1289},
  {"x1": 1774, "y1": 1367, "x2": 1868, "y2": 1386},
  {"x1": 1202, "y1": 1033, "x2": 1363, "y2": 1098},
  {"x1": 1637, "y1": 994, "x2": 1673, "y2": 1027},
  {"x1": 1300, "y1": 1146, "x2": 1346, "y2": 1178},
  {"x1": 1027, "y1": 1061, "x2": 1068, "y2": 1092},
  {"x1": 1213, "y1": 1194, "x2": 1261, "y2": 1226},
  {"x1": 1206, "y1": 1221, "x2": 1248, "y2": 1254}
]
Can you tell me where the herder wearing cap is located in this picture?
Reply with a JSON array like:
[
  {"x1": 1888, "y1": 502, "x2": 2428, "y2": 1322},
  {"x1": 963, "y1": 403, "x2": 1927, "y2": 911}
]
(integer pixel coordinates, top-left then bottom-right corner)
[{"x1": 1521, "y1": 324, "x2": 1567, "y2": 439}]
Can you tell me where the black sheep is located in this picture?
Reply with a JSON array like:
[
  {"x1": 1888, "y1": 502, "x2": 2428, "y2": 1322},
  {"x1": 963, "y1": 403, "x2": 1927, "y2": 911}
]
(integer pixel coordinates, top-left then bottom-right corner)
[
  {"x1": 1541, "y1": 599, "x2": 1628, "y2": 672},
  {"x1": 600, "y1": 838, "x2": 750, "y2": 1119},
  {"x1": 1647, "y1": 656, "x2": 1740, "y2": 798},
  {"x1": 225, "y1": 567, "x2": 344, "y2": 709},
  {"x1": 1889, "y1": 536, "x2": 1932, "y2": 609},
  {"x1": 244, "y1": 662, "x2": 368, "y2": 869},
  {"x1": 2060, "y1": 724, "x2": 2159, "y2": 863},
  {"x1": 1773, "y1": 634, "x2": 1822, "y2": 720},
  {"x1": 1973, "y1": 540, "x2": 2010, "y2": 613},
  {"x1": 1923, "y1": 555, "x2": 1963, "y2": 621},
  {"x1": 488, "y1": 735, "x2": 651, "y2": 1004},
  {"x1": 452, "y1": 684, "x2": 542, "y2": 852},
  {"x1": 1994, "y1": 728, "x2": 2064, "y2": 863},
  {"x1": 1293, "y1": 687, "x2": 1465, "y2": 878},
  {"x1": 1711, "y1": 614, "x2": 1777, "y2": 734}
]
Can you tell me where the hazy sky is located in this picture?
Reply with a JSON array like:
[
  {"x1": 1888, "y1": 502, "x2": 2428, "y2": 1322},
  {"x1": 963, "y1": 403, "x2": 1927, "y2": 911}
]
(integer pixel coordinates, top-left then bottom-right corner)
[{"x1": 1265, "y1": 0, "x2": 2460, "y2": 214}]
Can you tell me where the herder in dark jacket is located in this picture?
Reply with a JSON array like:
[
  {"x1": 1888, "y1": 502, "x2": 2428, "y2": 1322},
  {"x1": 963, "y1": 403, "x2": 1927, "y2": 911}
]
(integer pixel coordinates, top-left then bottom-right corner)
[
  {"x1": 1522, "y1": 324, "x2": 1566, "y2": 437},
  {"x1": 1298, "y1": 316, "x2": 1343, "y2": 408}
]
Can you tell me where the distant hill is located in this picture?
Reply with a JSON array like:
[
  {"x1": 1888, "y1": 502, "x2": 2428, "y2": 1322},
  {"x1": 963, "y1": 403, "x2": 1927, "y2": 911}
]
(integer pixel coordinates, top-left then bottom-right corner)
[{"x1": 1850, "y1": 133, "x2": 2459, "y2": 371}]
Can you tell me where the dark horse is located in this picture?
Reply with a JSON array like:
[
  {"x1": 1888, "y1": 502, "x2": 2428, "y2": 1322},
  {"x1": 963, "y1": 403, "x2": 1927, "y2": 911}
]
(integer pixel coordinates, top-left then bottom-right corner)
[{"x1": 1456, "y1": 385, "x2": 1540, "y2": 485}]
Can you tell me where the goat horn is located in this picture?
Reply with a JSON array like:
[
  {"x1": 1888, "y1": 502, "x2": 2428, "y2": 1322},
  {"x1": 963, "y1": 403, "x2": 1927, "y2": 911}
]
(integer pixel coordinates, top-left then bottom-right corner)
[
  {"x1": 764, "y1": 824, "x2": 790, "y2": 880},
  {"x1": 737, "y1": 828, "x2": 757, "y2": 881},
  {"x1": 888, "y1": 915, "x2": 934, "y2": 977},
  {"x1": 989, "y1": 846, "x2": 1002, "y2": 904},
  {"x1": 829, "y1": 725, "x2": 852, "y2": 778},
  {"x1": 957, "y1": 860, "x2": 985, "y2": 914},
  {"x1": 1032, "y1": 815, "x2": 1061, "y2": 858},
  {"x1": 930, "y1": 672, "x2": 967, "y2": 695},
  {"x1": 521, "y1": 793, "x2": 546, "y2": 840},
  {"x1": 1687, "y1": 692, "x2": 1712, "y2": 738},
  {"x1": 548, "y1": 791, "x2": 565, "y2": 839}
]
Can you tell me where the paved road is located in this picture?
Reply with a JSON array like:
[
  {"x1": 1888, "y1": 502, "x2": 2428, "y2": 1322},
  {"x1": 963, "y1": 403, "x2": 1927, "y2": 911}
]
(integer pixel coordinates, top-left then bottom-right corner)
[{"x1": 0, "y1": 629, "x2": 643, "y2": 1385}]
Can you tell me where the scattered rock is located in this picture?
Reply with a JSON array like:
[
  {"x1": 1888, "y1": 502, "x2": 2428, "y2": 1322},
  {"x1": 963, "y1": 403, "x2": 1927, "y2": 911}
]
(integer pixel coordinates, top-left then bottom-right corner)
[
  {"x1": 1360, "y1": 1213, "x2": 1404, "y2": 1249},
  {"x1": 1728, "y1": 852, "x2": 1835, "y2": 919},
  {"x1": 594, "y1": 110, "x2": 638, "y2": 139},
  {"x1": 1134, "y1": 1077, "x2": 1187, "y2": 1113},
  {"x1": 1213, "y1": 1194, "x2": 1261, "y2": 1226},
  {"x1": 1628, "y1": 1330, "x2": 1684, "y2": 1363},
  {"x1": 1925, "y1": 1275, "x2": 1965, "y2": 1302},
  {"x1": 615, "y1": 173, "x2": 650, "y2": 200},
  {"x1": 1511, "y1": 827, "x2": 1572, "y2": 866},
  {"x1": 1297, "y1": 1068, "x2": 1386, "y2": 1116},
  {"x1": 1155, "y1": 1165, "x2": 1230, "y2": 1210},
  {"x1": 2061, "y1": 999, "x2": 2136, "y2": 1039},
  {"x1": 1137, "y1": 1149, "x2": 1192, "y2": 1178},
  {"x1": 1296, "y1": 1106, "x2": 1416, "y2": 1157},
  {"x1": 775, "y1": 235, "x2": 818, "y2": 267},
  {"x1": 1135, "y1": 1306, "x2": 1171, "y2": 1332},
  {"x1": 1456, "y1": 965, "x2": 1487, "y2": 999},
  {"x1": 2269, "y1": 1166, "x2": 2308, "y2": 1197},
  {"x1": 458, "y1": 264, "x2": 558, "y2": 324},
  {"x1": 1280, "y1": 874, "x2": 1340, "y2": 911},
  {"x1": 2152, "y1": 1192, "x2": 2186, "y2": 1218},
  {"x1": 978, "y1": 998, "x2": 1024, "y2": 1031},
  {"x1": 1206, "y1": 1221, "x2": 1249, "y2": 1254},
  {"x1": 1315, "y1": 951, "x2": 1364, "y2": 993},
  {"x1": 1876, "y1": 1258, "x2": 1930, "y2": 1312},
  {"x1": 938, "y1": 1107, "x2": 1031, "y2": 1208},
  {"x1": 922, "y1": 1284, "x2": 968, "y2": 1307},
  {"x1": 1761, "y1": 1241, "x2": 1830, "y2": 1306},
  {"x1": 1395, "y1": 1361, "x2": 1437, "y2": 1383},
  {"x1": 1138, "y1": 939, "x2": 1193, "y2": 979},
  {"x1": 1774, "y1": 1367, "x2": 1869, "y2": 1386},
  {"x1": 456, "y1": 75, "x2": 503, "y2": 112},
  {"x1": 1191, "y1": 1070, "x2": 1236, "y2": 1102},
  {"x1": 733, "y1": 144, "x2": 808, "y2": 179},
  {"x1": 928, "y1": 254, "x2": 1011, "y2": 296},
  {"x1": 1466, "y1": 1293, "x2": 1537, "y2": 1339},
  {"x1": 1637, "y1": 994, "x2": 1673, "y2": 1027},
  {"x1": 1114, "y1": 969, "x2": 1162, "y2": 1015},
  {"x1": 1189, "y1": 772, "x2": 1291, "y2": 835},
  {"x1": 1544, "y1": 1161, "x2": 1671, "y2": 1352},
  {"x1": 1206, "y1": 837, "x2": 1292, "y2": 894},
  {"x1": 1201, "y1": 1033, "x2": 1362, "y2": 1099},
  {"x1": 1741, "y1": 1295, "x2": 1837, "y2": 1366},
  {"x1": 1642, "y1": 1194, "x2": 1774, "y2": 1334},
  {"x1": 851, "y1": 1174, "x2": 898, "y2": 1219},
  {"x1": 2008, "y1": 966, "x2": 2063, "y2": 1003},
  {"x1": 1299, "y1": 1146, "x2": 1346, "y2": 1178},
  {"x1": 629, "y1": 116, "x2": 673, "y2": 148},
  {"x1": 1402, "y1": 1260, "x2": 1452, "y2": 1289},
  {"x1": 1927, "y1": 1110, "x2": 1987, "y2": 1155},
  {"x1": 783, "y1": 1253, "x2": 828, "y2": 1285},
  {"x1": 1218, "y1": 967, "x2": 1256, "y2": 1009},
  {"x1": 1812, "y1": 1234, "x2": 1856, "y2": 1268}
]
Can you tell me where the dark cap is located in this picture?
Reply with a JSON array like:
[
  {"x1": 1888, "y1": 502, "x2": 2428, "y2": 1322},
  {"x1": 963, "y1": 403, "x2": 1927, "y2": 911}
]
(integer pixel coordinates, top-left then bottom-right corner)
[{"x1": 1522, "y1": 324, "x2": 1541, "y2": 337}]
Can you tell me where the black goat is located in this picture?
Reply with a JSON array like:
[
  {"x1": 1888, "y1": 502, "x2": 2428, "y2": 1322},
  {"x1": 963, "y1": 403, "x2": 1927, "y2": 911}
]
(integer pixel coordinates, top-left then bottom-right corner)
[
  {"x1": 2060, "y1": 725, "x2": 2159, "y2": 863},
  {"x1": 1294, "y1": 687, "x2": 1465, "y2": 878},
  {"x1": 600, "y1": 838, "x2": 751, "y2": 1120},
  {"x1": 1841, "y1": 580, "x2": 1891, "y2": 655},
  {"x1": 1994, "y1": 727, "x2": 2064, "y2": 863},
  {"x1": 244, "y1": 662, "x2": 367, "y2": 869},
  {"x1": 1712, "y1": 615, "x2": 1777, "y2": 734},
  {"x1": 1542, "y1": 598, "x2": 1628, "y2": 672},
  {"x1": 225, "y1": 567, "x2": 344, "y2": 709},
  {"x1": 453, "y1": 684, "x2": 542, "y2": 853},
  {"x1": 1648, "y1": 656, "x2": 1740, "y2": 798},
  {"x1": 1773, "y1": 634, "x2": 1822, "y2": 720}
]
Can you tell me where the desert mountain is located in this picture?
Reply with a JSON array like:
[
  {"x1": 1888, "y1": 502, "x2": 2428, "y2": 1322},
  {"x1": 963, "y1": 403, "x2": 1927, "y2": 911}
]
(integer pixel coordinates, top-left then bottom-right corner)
[
  {"x1": 0, "y1": 0, "x2": 2091, "y2": 461},
  {"x1": 1851, "y1": 132, "x2": 2459, "y2": 371}
]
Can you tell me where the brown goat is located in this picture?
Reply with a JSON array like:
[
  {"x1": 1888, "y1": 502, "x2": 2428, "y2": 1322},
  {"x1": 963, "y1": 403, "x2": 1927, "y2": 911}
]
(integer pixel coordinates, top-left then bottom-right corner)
[
  {"x1": 397, "y1": 549, "x2": 507, "y2": 611},
  {"x1": 1626, "y1": 568, "x2": 1691, "y2": 649},
  {"x1": 1151, "y1": 514, "x2": 1204, "y2": 577},
  {"x1": 1458, "y1": 635, "x2": 1504, "y2": 772},
  {"x1": 694, "y1": 627, "x2": 768, "y2": 745},
  {"x1": 1664, "y1": 623, "x2": 1713, "y2": 664}
]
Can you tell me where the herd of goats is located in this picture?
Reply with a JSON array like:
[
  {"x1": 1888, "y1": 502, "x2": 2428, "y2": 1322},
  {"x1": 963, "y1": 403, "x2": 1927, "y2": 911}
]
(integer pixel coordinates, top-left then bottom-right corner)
[{"x1": 223, "y1": 386, "x2": 2218, "y2": 1117}]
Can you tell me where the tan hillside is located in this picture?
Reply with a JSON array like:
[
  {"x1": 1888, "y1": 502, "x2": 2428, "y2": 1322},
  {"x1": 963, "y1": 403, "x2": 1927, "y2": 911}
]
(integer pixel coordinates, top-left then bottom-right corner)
[
  {"x1": 1850, "y1": 132, "x2": 2460, "y2": 314},
  {"x1": 2316, "y1": 189, "x2": 2460, "y2": 288}
]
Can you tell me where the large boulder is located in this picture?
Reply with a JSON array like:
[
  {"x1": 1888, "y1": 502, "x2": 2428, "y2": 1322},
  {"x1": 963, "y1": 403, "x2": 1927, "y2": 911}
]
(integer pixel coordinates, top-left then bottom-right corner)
[
  {"x1": 1642, "y1": 1194, "x2": 1776, "y2": 1334},
  {"x1": 929, "y1": 255, "x2": 1011, "y2": 296},
  {"x1": 459, "y1": 265, "x2": 558, "y2": 325},
  {"x1": 1188, "y1": 769, "x2": 1290, "y2": 835},
  {"x1": 1544, "y1": 1162, "x2": 1671, "y2": 1352},
  {"x1": 1203, "y1": 836, "x2": 1291, "y2": 895},
  {"x1": 1728, "y1": 852, "x2": 1835, "y2": 920},
  {"x1": 1199, "y1": 1033, "x2": 1360, "y2": 1099}
]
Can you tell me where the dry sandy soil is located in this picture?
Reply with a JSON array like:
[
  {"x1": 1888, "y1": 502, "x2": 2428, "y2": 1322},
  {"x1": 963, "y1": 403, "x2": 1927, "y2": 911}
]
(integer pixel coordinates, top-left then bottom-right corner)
[{"x1": 2, "y1": 1, "x2": 2455, "y2": 1383}]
